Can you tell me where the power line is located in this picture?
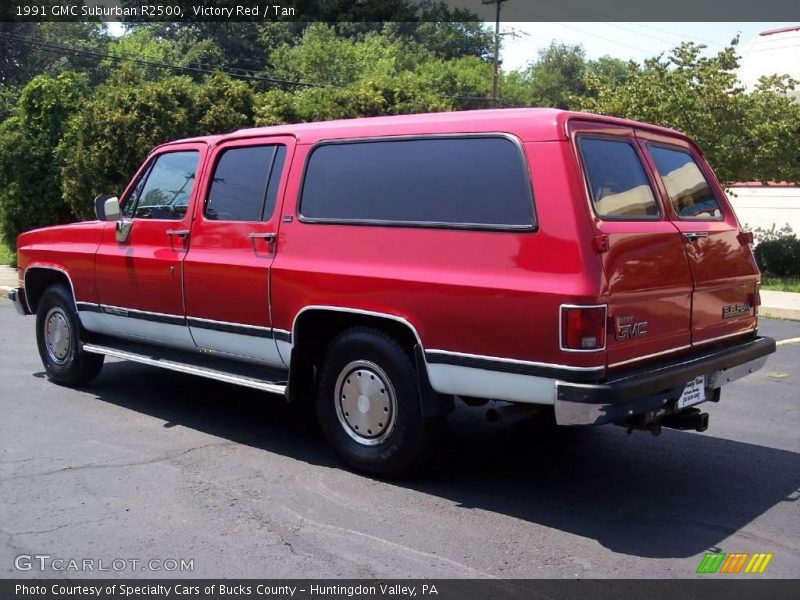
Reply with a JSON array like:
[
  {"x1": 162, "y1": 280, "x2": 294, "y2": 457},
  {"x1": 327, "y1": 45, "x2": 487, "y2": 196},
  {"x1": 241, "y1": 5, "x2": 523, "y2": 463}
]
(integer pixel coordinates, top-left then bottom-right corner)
[
  {"x1": 0, "y1": 31, "x2": 325, "y2": 88},
  {"x1": 518, "y1": 21, "x2": 653, "y2": 54},
  {"x1": 1, "y1": 31, "x2": 503, "y2": 107},
  {"x1": 508, "y1": 0, "x2": 723, "y2": 46}
]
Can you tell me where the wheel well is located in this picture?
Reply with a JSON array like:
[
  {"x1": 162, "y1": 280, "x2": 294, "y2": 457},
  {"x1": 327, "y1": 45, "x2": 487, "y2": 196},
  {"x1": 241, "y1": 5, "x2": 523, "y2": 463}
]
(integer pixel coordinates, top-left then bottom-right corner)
[
  {"x1": 287, "y1": 310, "x2": 419, "y2": 406},
  {"x1": 24, "y1": 269, "x2": 73, "y2": 313}
]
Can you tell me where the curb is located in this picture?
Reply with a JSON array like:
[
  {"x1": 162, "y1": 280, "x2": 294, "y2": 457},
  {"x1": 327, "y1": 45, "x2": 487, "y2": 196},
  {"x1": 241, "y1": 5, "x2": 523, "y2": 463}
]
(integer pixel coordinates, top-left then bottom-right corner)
[
  {"x1": 761, "y1": 308, "x2": 800, "y2": 322},
  {"x1": 760, "y1": 290, "x2": 800, "y2": 322}
]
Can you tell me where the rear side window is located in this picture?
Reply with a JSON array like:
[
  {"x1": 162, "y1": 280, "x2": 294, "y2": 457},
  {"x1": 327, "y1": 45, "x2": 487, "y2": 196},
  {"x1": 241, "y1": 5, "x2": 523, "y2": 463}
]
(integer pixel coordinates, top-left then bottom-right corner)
[
  {"x1": 205, "y1": 145, "x2": 286, "y2": 222},
  {"x1": 578, "y1": 137, "x2": 660, "y2": 219},
  {"x1": 299, "y1": 137, "x2": 534, "y2": 229},
  {"x1": 648, "y1": 145, "x2": 722, "y2": 220}
]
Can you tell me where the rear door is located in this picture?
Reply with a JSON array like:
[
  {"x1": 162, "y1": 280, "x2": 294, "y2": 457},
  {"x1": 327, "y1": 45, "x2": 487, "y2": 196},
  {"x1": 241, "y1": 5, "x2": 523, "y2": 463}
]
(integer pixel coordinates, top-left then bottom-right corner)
[
  {"x1": 638, "y1": 132, "x2": 759, "y2": 346},
  {"x1": 182, "y1": 136, "x2": 293, "y2": 366},
  {"x1": 570, "y1": 121, "x2": 694, "y2": 369}
]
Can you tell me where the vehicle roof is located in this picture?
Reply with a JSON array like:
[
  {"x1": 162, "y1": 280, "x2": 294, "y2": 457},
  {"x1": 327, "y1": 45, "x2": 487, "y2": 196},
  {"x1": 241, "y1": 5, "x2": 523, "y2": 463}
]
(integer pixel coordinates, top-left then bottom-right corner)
[{"x1": 159, "y1": 108, "x2": 689, "y2": 149}]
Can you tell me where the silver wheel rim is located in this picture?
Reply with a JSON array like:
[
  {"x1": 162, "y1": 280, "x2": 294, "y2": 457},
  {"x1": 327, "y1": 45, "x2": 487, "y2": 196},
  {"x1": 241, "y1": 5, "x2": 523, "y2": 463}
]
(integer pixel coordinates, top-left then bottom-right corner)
[
  {"x1": 44, "y1": 307, "x2": 72, "y2": 366},
  {"x1": 334, "y1": 360, "x2": 397, "y2": 446}
]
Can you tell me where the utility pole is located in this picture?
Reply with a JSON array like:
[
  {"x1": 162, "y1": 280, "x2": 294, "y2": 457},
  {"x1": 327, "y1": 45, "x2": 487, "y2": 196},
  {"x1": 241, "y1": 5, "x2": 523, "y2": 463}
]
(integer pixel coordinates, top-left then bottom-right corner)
[{"x1": 482, "y1": 0, "x2": 507, "y2": 106}]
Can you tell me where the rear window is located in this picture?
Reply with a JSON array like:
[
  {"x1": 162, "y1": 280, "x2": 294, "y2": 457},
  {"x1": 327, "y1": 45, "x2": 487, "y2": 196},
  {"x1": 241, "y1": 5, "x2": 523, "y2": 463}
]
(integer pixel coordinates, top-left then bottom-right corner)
[
  {"x1": 299, "y1": 136, "x2": 534, "y2": 229},
  {"x1": 205, "y1": 145, "x2": 286, "y2": 222},
  {"x1": 578, "y1": 137, "x2": 660, "y2": 219},
  {"x1": 648, "y1": 145, "x2": 722, "y2": 220}
]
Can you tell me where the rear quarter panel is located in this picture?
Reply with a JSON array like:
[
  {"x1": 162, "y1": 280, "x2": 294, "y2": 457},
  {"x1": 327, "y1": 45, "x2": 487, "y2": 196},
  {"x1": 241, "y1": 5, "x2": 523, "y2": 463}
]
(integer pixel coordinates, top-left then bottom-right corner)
[{"x1": 271, "y1": 138, "x2": 604, "y2": 368}]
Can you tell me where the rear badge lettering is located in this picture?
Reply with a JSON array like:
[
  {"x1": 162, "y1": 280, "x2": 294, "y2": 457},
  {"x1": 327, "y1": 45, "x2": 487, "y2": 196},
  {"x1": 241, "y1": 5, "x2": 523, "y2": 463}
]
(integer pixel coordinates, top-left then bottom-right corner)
[
  {"x1": 615, "y1": 315, "x2": 648, "y2": 340},
  {"x1": 722, "y1": 303, "x2": 751, "y2": 319}
]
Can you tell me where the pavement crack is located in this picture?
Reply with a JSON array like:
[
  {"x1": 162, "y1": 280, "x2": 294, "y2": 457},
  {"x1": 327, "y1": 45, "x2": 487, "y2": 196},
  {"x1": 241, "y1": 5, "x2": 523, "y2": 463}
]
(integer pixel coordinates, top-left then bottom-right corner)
[
  {"x1": 0, "y1": 456, "x2": 60, "y2": 466},
  {"x1": 8, "y1": 518, "x2": 110, "y2": 537},
  {"x1": 0, "y1": 442, "x2": 234, "y2": 483}
]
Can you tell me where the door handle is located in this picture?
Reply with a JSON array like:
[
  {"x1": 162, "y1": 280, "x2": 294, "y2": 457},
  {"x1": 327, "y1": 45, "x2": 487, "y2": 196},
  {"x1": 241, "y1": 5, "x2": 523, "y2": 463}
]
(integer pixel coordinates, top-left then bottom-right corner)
[
  {"x1": 683, "y1": 232, "x2": 709, "y2": 242},
  {"x1": 247, "y1": 232, "x2": 276, "y2": 241},
  {"x1": 166, "y1": 229, "x2": 190, "y2": 238}
]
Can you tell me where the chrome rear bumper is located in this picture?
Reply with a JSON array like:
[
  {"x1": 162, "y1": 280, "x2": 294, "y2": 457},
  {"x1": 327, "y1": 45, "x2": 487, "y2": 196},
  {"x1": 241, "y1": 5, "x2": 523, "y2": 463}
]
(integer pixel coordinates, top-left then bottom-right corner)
[{"x1": 554, "y1": 336, "x2": 775, "y2": 426}]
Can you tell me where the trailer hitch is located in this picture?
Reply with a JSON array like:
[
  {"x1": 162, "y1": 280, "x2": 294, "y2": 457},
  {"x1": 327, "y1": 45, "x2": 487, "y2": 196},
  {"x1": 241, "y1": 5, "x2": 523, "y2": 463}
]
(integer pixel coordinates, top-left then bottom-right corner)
[{"x1": 622, "y1": 407, "x2": 709, "y2": 436}]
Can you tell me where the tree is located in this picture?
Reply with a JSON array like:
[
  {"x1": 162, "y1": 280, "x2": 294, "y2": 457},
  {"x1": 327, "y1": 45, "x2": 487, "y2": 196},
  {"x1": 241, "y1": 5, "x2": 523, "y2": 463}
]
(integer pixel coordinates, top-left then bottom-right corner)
[
  {"x1": 0, "y1": 72, "x2": 88, "y2": 247},
  {"x1": 520, "y1": 43, "x2": 587, "y2": 109},
  {"x1": 196, "y1": 72, "x2": 256, "y2": 132},
  {"x1": 582, "y1": 41, "x2": 800, "y2": 184},
  {"x1": 254, "y1": 24, "x2": 453, "y2": 123},
  {"x1": 255, "y1": 73, "x2": 450, "y2": 125},
  {"x1": 58, "y1": 69, "x2": 256, "y2": 219},
  {"x1": 0, "y1": 21, "x2": 109, "y2": 88}
]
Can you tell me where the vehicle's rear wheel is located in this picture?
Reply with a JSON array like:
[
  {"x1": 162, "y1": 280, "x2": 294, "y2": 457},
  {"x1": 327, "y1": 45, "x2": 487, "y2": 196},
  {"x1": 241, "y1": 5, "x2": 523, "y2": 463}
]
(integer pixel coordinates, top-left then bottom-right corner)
[
  {"x1": 35, "y1": 284, "x2": 104, "y2": 386},
  {"x1": 315, "y1": 327, "x2": 445, "y2": 477}
]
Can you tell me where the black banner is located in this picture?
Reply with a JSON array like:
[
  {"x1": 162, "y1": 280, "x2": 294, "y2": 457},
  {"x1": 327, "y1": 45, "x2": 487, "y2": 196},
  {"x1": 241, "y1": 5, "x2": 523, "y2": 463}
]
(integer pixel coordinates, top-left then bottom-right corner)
[
  {"x1": 2, "y1": 0, "x2": 800, "y2": 23},
  {"x1": 2, "y1": 580, "x2": 800, "y2": 600}
]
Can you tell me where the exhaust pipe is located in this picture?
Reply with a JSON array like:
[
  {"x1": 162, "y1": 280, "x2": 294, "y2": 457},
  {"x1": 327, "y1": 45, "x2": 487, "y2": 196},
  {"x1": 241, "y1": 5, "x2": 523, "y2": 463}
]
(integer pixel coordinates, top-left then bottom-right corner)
[
  {"x1": 661, "y1": 408, "x2": 709, "y2": 432},
  {"x1": 486, "y1": 403, "x2": 544, "y2": 423}
]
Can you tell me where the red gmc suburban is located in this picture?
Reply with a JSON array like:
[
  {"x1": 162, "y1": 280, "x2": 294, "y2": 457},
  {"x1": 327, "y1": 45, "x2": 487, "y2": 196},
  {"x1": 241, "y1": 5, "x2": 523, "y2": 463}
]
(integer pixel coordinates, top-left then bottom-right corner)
[{"x1": 9, "y1": 109, "x2": 776, "y2": 476}]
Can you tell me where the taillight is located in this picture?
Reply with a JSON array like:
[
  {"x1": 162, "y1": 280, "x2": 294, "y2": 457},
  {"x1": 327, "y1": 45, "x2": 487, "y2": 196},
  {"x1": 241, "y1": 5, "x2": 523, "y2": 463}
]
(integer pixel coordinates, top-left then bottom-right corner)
[
  {"x1": 752, "y1": 282, "x2": 761, "y2": 317},
  {"x1": 560, "y1": 305, "x2": 607, "y2": 351}
]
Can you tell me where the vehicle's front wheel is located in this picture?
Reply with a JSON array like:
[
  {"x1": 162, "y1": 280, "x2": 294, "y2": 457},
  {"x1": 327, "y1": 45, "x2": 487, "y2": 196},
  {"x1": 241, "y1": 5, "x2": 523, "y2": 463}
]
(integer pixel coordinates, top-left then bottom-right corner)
[
  {"x1": 316, "y1": 327, "x2": 445, "y2": 477},
  {"x1": 35, "y1": 284, "x2": 104, "y2": 386}
]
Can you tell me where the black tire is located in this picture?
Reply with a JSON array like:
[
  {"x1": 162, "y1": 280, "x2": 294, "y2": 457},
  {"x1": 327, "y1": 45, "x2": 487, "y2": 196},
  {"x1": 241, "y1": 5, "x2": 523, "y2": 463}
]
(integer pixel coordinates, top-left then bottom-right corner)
[
  {"x1": 35, "y1": 284, "x2": 104, "y2": 387},
  {"x1": 315, "y1": 327, "x2": 445, "y2": 477}
]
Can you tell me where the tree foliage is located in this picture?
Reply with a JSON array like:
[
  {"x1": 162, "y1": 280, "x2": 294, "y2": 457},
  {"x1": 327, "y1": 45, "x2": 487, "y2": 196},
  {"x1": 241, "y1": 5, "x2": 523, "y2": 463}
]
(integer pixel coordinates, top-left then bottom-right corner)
[
  {"x1": 0, "y1": 21, "x2": 109, "y2": 86},
  {"x1": 0, "y1": 72, "x2": 88, "y2": 245},
  {"x1": 1, "y1": 20, "x2": 799, "y2": 252},
  {"x1": 582, "y1": 42, "x2": 800, "y2": 184},
  {"x1": 57, "y1": 70, "x2": 255, "y2": 220}
]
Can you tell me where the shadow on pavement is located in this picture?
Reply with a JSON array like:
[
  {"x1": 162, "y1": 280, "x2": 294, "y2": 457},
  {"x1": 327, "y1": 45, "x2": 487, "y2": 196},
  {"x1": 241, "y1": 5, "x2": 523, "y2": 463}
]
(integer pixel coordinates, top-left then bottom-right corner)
[{"x1": 85, "y1": 360, "x2": 799, "y2": 560}]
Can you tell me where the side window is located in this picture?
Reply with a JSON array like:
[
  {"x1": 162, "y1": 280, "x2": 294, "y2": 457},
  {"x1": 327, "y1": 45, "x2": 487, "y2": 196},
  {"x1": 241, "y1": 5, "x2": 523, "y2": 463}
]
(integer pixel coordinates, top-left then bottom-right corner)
[
  {"x1": 578, "y1": 137, "x2": 660, "y2": 219},
  {"x1": 648, "y1": 145, "x2": 722, "y2": 220},
  {"x1": 124, "y1": 151, "x2": 199, "y2": 220},
  {"x1": 205, "y1": 145, "x2": 286, "y2": 222},
  {"x1": 299, "y1": 137, "x2": 534, "y2": 229}
]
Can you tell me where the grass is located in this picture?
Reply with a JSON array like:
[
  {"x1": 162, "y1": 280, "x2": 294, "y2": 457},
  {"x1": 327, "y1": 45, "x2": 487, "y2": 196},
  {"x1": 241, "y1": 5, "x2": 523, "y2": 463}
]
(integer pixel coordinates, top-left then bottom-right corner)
[
  {"x1": 0, "y1": 238, "x2": 14, "y2": 267},
  {"x1": 761, "y1": 275, "x2": 800, "y2": 293}
]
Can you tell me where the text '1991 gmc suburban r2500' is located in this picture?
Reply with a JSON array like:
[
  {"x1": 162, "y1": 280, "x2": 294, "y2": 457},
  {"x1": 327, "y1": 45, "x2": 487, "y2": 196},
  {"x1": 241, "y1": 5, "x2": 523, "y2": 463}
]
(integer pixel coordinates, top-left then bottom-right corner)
[{"x1": 9, "y1": 109, "x2": 776, "y2": 476}]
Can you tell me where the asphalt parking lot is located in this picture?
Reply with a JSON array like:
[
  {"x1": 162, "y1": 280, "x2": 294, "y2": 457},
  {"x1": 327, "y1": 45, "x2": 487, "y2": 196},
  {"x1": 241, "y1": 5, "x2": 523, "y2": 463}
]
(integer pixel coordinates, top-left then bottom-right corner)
[{"x1": 1, "y1": 302, "x2": 798, "y2": 579}]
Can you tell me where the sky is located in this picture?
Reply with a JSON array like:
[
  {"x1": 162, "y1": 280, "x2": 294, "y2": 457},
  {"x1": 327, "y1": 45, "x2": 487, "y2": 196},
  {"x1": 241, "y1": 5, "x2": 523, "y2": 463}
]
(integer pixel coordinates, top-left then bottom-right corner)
[
  {"x1": 497, "y1": 22, "x2": 796, "y2": 71},
  {"x1": 107, "y1": 20, "x2": 796, "y2": 74}
]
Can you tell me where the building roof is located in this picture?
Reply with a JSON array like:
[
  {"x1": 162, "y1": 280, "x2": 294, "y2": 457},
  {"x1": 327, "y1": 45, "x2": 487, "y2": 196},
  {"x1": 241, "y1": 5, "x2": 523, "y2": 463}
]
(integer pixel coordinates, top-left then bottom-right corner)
[{"x1": 738, "y1": 26, "x2": 800, "y2": 100}]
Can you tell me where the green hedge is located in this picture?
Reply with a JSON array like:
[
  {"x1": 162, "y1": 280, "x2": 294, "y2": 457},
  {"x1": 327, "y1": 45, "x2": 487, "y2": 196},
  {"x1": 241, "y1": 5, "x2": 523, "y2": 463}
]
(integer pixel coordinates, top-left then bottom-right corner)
[{"x1": 755, "y1": 236, "x2": 800, "y2": 277}]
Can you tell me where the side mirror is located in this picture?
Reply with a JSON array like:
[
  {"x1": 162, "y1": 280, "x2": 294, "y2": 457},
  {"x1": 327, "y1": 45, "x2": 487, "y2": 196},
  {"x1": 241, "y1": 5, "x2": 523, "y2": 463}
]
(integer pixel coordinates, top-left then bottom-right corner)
[{"x1": 94, "y1": 194, "x2": 120, "y2": 222}]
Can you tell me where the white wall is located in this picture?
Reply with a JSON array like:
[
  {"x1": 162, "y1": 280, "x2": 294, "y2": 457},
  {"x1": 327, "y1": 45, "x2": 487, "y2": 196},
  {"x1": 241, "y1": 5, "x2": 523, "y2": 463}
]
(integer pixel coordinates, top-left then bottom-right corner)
[{"x1": 725, "y1": 186, "x2": 800, "y2": 239}]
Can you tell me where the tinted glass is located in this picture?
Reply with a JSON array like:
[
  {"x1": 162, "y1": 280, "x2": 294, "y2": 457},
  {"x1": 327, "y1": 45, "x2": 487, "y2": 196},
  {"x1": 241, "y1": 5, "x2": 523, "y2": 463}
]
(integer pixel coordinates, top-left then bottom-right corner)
[
  {"x1": 300, "y1": 137, "x2": 533, "y2": 228},
  {"x1": 262, "y1": 146, "x2": 286, "y2": 220},
  {"x1": 206, "y1": 146, "x2": 283, "y2": 222},
  {"x1": 126, "y1": 151, "x2": 199, "y2": 220},
  {"x1": 578, "y1": 138, "x2": 659, "y2": 219},
  {"x1": 649, "y1": 145, "x2": 722, "y2": 220}
]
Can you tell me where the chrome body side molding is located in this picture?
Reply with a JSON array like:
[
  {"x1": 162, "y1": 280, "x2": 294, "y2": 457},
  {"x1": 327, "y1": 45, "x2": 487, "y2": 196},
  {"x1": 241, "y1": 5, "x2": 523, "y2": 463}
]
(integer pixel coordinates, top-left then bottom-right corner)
[
  {"x1": 285, "y1": 305, "x2": 425, "y2": 367},
  {"x1": 23, "y1": 265, "x2": 77, "y2": 311}
]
